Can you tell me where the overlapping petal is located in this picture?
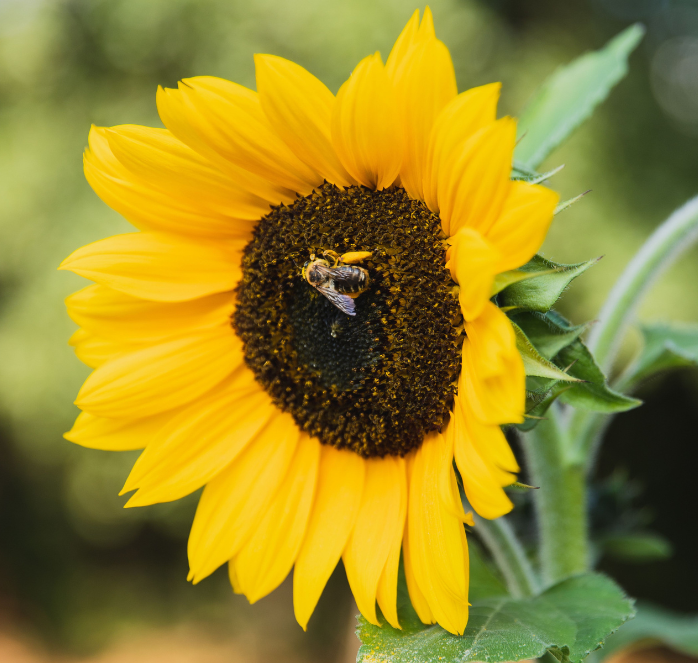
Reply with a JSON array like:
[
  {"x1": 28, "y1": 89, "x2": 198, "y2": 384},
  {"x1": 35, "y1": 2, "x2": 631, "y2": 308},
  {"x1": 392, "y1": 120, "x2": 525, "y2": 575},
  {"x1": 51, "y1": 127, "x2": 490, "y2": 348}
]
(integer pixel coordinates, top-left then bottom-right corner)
[
  {"x1": 158, "y1": 77, "x2": 321, "y2": 195},
  {"x1": 386, "y1": 7, "x2": 457, "y2": 200},
  {"x1": 59, "y1": 232, "x2": 244, "y2": 302},
  {"x1": 461, "y1": 302, "x2": 525, "y2": 425},
  {"x1": 343, "y1": 456, "x2": 405, "y2": 626},
  {"x1": 293, "y1": 446, "x2": 365, "y2": 630},
  {"x1": 332, "y1": 53, "x2": 402, "y2": 190},
  {"x1": 65, "y1": 410, "x2": 172, "y2": 451},
  {"x1": 255, "y1": 54, "x2": 355, "y2": 188},
  {"x1": 85, "y1": 126, "x2": 266, "y2": 236}
]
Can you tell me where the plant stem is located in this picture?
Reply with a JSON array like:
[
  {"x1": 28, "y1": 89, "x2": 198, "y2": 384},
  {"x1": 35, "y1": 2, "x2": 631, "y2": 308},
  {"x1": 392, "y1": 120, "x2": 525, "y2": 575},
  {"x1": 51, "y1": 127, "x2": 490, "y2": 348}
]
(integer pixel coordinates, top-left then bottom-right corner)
[
  {"x1": 473, "y1": 513, "x2": 539, "y2": 598},
  {"x1": 569, "y1": 195, "x2": 698, "y2": 465},
  {"x1": 523, "y1": 405, "x2": 589, "y2": 586}
]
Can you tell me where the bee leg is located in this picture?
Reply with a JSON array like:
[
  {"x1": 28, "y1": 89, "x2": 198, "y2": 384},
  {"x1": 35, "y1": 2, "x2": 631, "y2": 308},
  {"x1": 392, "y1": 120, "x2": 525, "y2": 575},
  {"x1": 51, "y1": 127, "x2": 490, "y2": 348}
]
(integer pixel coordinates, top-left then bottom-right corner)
[
  {"x1": 322, "y1": 249, "x2": 340, "y2": 266},
  {"x1": 340, "y1": 251, "x2": 373, "y2": 264}
]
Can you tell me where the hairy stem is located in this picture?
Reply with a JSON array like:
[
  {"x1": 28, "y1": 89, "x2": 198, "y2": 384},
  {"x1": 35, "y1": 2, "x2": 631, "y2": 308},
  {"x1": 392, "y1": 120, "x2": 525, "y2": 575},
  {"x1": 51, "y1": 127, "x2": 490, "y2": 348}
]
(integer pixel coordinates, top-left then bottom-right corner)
[
  {"x1": 570, "y1": 195, "x2": 698, "y2": 465},
  {"x1": 523, "y1": 405, "x2": 589, "y2": 586},
  {"x1": 473, "y1": 513, "x2": 540, "y2": 598}
]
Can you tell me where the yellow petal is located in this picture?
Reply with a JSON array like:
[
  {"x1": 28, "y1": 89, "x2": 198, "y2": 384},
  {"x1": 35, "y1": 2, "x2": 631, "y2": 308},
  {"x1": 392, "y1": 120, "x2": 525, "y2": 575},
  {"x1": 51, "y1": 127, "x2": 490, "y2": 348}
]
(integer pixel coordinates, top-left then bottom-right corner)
[
  {"x1": 460, "y1": 302, "x2": 525, "y2": 425},
  {"x1": 439, "y1": 118, "x2": 516, "y2": 237},
  {"x1": 446, "y1": 228, "x2": 501, "y2": 321},
  {"x1": 122, "y1": 369, "x2": 272, "y2": 504},
  {"x1": 343, "y1": 456, "x2": 405, "y2": 626},
  {"x1": 385, "y1": 9, "x2": 420, "y2": 81},
  {"x1": 449, "y1": 396, "x2": 514, "y2": 520},
  {"x1": 255, "y1": 54, "x2": 355, "y2": 188},
  {"x1": 388, "y1": 8, "x2": 457, "y2": 201},
  {"x1": 85, "y1": 126, "x2": 263, "y2": 236},
  {"x1": 402, "y1": 498, "x2": 434, "y2": 625},
  {"x1": 423, "y1": 83, "x2": 501, "y2": 212},
  {"x1": 75, "y1": 324, "x2": 242, "y2": 419},
  {"x1": 155, "y1": 86, "x2": 296, "y2": 206},
  {"x1": 64, "y1": 410, "x2": 172, "y2": 451},
  {"x1": 59, "y1": 232, "x2": 243, "y2": 302},
  {"x1": 162, "y1": 77, "x2": 322, "y2": 195},
  {"x1": 375, "y1": 458, "x2": 407, "y2": 630},
  {"x1": 186, "y1": 411, "x2": 300, "y2": 582},
  {"x1": 406, "y1": 432, "x2": 469, "y2": 635},
  {"x1": 233, "y1": 433, "x2": 321, "y2": 602},
  {"x1": 293, "y1": 445, "x2": 365, "y2": 630},
  {"x1": 69, "y1": 328, "x2": 141, "y2": 368},
  {"x1": 66, "y1": 285, "x2": 234, "y2": 343},
  {"x1": 332, "y1": 53, "x2": 402, "y2": 190},
  {"x1": 486, "y1": 181, "x2": 559, "y2": 273}
]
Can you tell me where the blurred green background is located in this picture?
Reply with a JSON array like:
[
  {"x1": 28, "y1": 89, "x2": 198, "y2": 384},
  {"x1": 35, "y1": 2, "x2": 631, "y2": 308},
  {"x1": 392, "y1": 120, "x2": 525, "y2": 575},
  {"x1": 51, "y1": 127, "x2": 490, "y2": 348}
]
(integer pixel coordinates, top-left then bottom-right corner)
[{"x1": 0, "y1": 0, "x2": 696, "y2": 661}]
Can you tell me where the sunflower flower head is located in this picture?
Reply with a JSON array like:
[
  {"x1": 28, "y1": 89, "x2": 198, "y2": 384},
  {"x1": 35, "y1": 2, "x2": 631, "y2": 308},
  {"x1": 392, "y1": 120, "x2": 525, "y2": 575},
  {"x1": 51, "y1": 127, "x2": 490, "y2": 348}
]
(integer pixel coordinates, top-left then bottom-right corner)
[{"x1": 60, "y1": 7, "x2": 559, "y2": 636}]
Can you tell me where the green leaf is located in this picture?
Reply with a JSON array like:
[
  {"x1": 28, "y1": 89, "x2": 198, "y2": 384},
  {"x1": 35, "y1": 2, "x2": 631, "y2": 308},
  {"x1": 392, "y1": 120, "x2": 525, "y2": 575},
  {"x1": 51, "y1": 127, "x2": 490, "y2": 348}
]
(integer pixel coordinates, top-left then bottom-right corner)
[
  {"x1": 628, "y1": 322, "x2": 698, "y2": 383},
  {"x1": 556, "y1": 340, "x2": 641, "y2": 413},
  {"x1": 513, "y1": 322, "x2": 580, "y2": 381},
  {"x1": 356, "y1": 573, "x2": 635, "y2": 663},
  {"x1": 497, "y1": 255, "x2": 599, "y2": 313},
  {"x1": 512, "y1": 311, "x2": 588, "y2": 359},
  {"x1": 555, "y1": 190, "x2": 591, "y2": 216},
  {"x1": 599, "y1": 532, "x2": 673, "y2": 562},
  {"x1": 599, "y1": 603, "x2": 698, "y2": 660},
  {"x1": 516, "y1": 24, "x2": 645, "y2": 169},
  {"x1": 511, "y1": 164, "x2": 565, "y2": 184}
]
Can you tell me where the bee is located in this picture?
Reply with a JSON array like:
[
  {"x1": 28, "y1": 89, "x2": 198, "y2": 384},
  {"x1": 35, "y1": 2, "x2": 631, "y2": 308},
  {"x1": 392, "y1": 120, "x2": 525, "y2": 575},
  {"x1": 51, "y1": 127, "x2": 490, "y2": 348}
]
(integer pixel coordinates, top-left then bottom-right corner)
[{"x1": 302, "y1": 250, "x2": 372, "y2": 316}]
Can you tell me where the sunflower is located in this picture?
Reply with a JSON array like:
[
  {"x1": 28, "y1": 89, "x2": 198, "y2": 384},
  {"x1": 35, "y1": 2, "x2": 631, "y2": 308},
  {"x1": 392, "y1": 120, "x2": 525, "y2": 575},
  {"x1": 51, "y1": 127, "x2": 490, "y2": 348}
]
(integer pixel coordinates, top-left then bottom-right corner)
[{"x1": 60, "y1": 8, "x2": 558, "y2": 636}]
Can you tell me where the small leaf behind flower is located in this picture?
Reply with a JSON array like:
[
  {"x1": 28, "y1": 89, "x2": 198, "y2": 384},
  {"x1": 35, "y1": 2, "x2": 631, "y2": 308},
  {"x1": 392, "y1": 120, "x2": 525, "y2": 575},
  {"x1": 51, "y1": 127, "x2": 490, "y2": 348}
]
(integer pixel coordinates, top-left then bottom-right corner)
[
  {"x1": 356, "y1": 573, "x2": 635, "y2": 663},
  {"x1": 626, "y1": 322, "x2": 698, "y2": 383},
  {"x1": 516, "y1": 24, "x2": 645, "y2": 169},
  {"x1": 497, "y1": 255, "x2": 599, "y2": 313},
  {"x1": 513, "y1": 322, "x2": 580, "y2": 381}
]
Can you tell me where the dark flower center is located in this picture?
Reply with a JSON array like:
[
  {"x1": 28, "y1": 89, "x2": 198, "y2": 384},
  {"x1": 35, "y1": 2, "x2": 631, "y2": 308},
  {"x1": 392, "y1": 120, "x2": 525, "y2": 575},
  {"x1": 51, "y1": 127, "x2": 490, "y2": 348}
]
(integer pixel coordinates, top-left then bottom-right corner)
[{"x1": 233, "y1": 183, "x2": 462, "y2": 458}]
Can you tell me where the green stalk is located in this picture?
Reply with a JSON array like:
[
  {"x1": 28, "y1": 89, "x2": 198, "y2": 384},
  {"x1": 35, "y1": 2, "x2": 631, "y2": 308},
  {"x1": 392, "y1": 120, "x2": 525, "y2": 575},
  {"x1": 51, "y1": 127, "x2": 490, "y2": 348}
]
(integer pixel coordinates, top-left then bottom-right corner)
[
  {"x1": 569, "y1": 195, "x2": 698, "y2": 464},
  {"x1": 472, "y1": 513, "x2": 539, "y2": 598},
  {"x1": 523, "y1": 404, "x2": 589, "y2": 586}
]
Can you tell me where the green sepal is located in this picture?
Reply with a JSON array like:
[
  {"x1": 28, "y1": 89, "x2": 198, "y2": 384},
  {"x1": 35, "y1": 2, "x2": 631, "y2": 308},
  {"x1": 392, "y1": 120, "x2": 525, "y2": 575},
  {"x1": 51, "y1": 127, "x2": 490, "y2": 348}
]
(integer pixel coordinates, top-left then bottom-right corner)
[
  {"x1": 497, "y1": 255, "x2": 600, "y2": 313},
  {"x1": 511, "y1": 310, "x2": 588, "y2": 359},
  {"x1": 512, "y1": 321, "x2": 581, "y2": 381},
  {"x1": 516, "y1": 24, "x2": 645, "y2": 169},
  {"x1": 599, "y1": 532, "x2": 673, "y2": 562},
  {"x1": 511, "y1": 164, "x2": 564, "y2": 184},
  {"x1": 556, "y1": 339, "x2": 642, "y2": 413},
  {"x1": 626, "y1": 322, "x2": 698, "y2": 383},
  {"x1": 356, "y1": 572, "x2": 635, "y2": 663},
  {"x1": 555, "y1": 190, "x2": 591, "y2": 215},
  {"x1": 517, "y1": 379, "x2": 571, "y2": 432}
]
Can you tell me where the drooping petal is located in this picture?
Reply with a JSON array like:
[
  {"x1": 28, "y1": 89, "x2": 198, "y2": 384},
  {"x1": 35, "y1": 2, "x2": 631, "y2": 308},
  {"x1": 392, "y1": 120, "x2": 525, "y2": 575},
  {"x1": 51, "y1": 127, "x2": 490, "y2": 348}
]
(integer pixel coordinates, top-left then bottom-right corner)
[
  {"x1": 64, "y1": 410, "x2": 172, "y2": 451},
  {"x1": 254, "y1": 54, "x2": 355, "y2": 188},
  {"x1": 446, "y1": 228, "x2": 501, "y2": 321},
  {"x1": 59, "y1": 232, "x2": 243, "y2": 302},
  {"x1": 293, "y1": 445, "x2": 365, "y2": 630},
  {"x1": 75, "y1": 324, "x2": 242, "y2": 419},
  {"x1": 85, "y1": 126, "x2": 265, "y2": 236},
  {"x1": 438, "y1": 118, "x2": 516, "y2": 237},
  {"x1": 121, "y1": 369, "x2": 272, "y2": 504},
  {"x1": 423, "y1": 83, "x2": 501, "y2": 212},
  {"x1": 375, "y1": 458, "x2": 407, "y2": 630},
  {"x1": 387, "y1": 8, "x2": 457, "y2": 201},
  {"x1": 66, "y1": 285, "x2": 234, "y2": 343},
  {"x1": 159, "y1": 77, "x2": 322, "y2": 195},
  {"x1": 449, "y1": 396, "x2": 515, "y2": 520},
  {"x1": 156, "y1": 86, "x2": 296, "y2": 206},
  {"x1": 486, "y1": 181, "x2": 560, "y2": 273},
  {"x1": 233, "y1": 433, "x2": 321, "y2": 603},
  {"x1": 461, "y1": 302, "x2": 525, "y2": 425},
  {"x1": 402, "y1": 501, "x2": 435, "y2": 625},
  {"x1": 406, "y1": 433, "x2": 469, "y2": 635},
  {"x1": 343, "y1": 455, "x2": 405, "y2": 626},
  {"x1": 185, "y1": 411, "x2": 300, "y2": 582},
  {"x1": 332, "y1": 53, "x2": 402, "y2": 190}
]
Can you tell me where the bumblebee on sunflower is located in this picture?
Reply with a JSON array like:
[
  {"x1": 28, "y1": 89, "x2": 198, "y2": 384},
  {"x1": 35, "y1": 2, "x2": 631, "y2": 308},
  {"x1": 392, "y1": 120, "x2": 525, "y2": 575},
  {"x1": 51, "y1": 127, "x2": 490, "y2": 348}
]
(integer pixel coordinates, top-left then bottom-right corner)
[{"x1": 60, "y1": 7, "x2": 559, "y2": 636}]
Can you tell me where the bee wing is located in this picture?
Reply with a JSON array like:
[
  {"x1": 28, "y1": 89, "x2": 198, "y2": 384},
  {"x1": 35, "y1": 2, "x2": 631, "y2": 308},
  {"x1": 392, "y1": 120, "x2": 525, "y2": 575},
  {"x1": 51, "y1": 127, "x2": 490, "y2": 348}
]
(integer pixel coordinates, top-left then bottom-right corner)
[{"x1": 316, "y1": 285, "x2": 356, "y2": 316}]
